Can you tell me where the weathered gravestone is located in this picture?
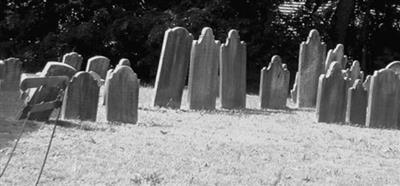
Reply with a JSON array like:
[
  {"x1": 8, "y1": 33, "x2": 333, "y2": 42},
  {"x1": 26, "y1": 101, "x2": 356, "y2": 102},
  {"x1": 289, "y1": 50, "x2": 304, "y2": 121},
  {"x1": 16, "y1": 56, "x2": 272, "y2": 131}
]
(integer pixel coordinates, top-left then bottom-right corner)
[
  {"x1": 118, "y1": 58, "x2": 131, "y2": 66},
  {"x1": 0, "y1": 58, "x2": 22, "y2": 91},
  {"x1": 19, "y1": 62, "x2": 77, "y2": 121},
  {"x1": 220, "y1": 29, "x2": 246, "y2": 109},
  {"x1": 154, "y1": 27, "x2": 193, "y2": 109},
  {"x1": 297, "y1": 29, "x2": 327, "y2": 108},
  {"x1": 259, "y1": 55, "x2": 290, "y2": 109},
  {"x1": 349, "y1": 60, "x2": 363, "y2": 86},
  {"x1": 325, "y1": 44, "x2": 345, "y2": 72},
  {"x1": 366, "y1": 69, "x2": 400, "y2": 129},
  {"x1": 61, "y1": 72, "x2": 100, "y2": 121},
  {"x1": 103, "y1": 69, "x2": 114, "y2": 105},
  {"x1": 188, "y1": 27, "x2": 220, "y2": 110},
  {"x1": 290, "y1": 72, "x2": 299, "y2": 103},
  {"x1": 346, "y1": 79, "x2": 367, "y2": 125},
  {"x1": 386, "y1": 61, "x2": 400, "y2": 76},
  {"x1": 363, "y1": 75, "x2": 371, "y2": 93},
  {"x1": 106, "y1": 66, "x2": 139, "y2": 124},
  {"x1": 86, "y1": 56, "x2": 110, "y2": 79},
  {"x1": 316, "y1": 61, "x2": 349, "y2": 123},
  {"x1": 62, "y1": 52, "x2": 82, "y2": 70}
]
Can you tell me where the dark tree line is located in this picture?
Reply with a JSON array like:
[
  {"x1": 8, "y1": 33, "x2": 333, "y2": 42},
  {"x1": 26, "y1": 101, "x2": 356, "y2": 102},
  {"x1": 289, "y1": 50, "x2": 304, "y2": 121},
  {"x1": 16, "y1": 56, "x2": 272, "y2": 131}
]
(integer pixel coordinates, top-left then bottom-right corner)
[{"x1": 0, "y1": 0, "x2": 399, "y2": 92}]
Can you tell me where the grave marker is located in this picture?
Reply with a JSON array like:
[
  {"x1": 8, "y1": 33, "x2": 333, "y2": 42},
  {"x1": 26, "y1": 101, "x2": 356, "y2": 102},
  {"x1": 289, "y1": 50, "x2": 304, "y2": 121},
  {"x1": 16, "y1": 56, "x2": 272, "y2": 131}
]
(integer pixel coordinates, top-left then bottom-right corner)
[
  {"x1": 346, "y1": 79, "x2": 367, "y2": 125},
  {"x1": 86, "y1": 56, "x2": 110, "y2": 79},
  {"x1": 325, "y1": 44, "x2": 345, "y2": 71},
  {"x1": 1, "y1": 58, "x2": 22, "y2": 91},
  {"x1": 62, "y1": 52, "x2": 82, "y2": 70}
]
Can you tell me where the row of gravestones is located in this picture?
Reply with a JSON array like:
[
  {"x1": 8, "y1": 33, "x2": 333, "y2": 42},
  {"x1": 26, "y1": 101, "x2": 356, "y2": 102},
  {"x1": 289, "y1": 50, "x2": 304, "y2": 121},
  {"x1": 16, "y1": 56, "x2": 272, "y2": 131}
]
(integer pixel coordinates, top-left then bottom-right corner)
[
  {"x1": 317, "y1": 60, "x2": 400, "y2": 129},
  {"x1": 0, "y1": 54, "x2": 139, "y2": 124},
  {"x1": 154, "y1": 26, "x2": 290, "y2": 110}
]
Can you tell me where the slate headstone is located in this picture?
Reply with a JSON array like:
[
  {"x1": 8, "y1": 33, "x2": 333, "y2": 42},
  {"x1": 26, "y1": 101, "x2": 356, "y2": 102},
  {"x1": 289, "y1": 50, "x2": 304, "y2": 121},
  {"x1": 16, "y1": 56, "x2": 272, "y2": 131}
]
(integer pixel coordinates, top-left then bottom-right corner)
[
  {"x1": 62, "y1": 52, "x2": 82, "y2": 70},
  {"x1": 297, "y1": 29, "x2": 327, "y2": 108},
  {"x1": 153, "y1": 27, "x2": 193, "y2": 109},
  {"x1": 346, "y1": 79, "x2": 367, "y2": 125},
  {"x1": 325, "y1": 44, "x2": 345, "y2": 72},
  {"x1": 188, "y1": 27, "x2": 220, "y2": 110},
  {"x1": 290, "y1": 72, "x2": 299, "y2": 103},
  {"x1": 259, "y1": 55, "x2": 290, "y2": 109},
  {"x1": 118, "y1": 58, "x2": 131, "y2": 66},
  {"x1": 220, "y1": 29, "x2": 247, "y2": 109},
  {"x1": 106, "y1": 66, "x2": 139, "y2": 124},
  {"x1": 86, "y1": 56, "x2": 110, "y2": 79},
  {"x1": 0, "y1": 58, "x2": 22, "y2": 91}
]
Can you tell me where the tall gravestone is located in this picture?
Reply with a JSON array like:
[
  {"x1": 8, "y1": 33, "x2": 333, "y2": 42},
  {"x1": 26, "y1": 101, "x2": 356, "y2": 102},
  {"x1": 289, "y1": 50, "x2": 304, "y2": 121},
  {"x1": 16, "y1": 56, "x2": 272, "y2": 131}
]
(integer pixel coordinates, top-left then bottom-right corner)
[
  {"x1": 61, "y1": 72, "x2": 100, "y2": 121},
  {"x1": 220, "y1": 29, "x2": 247, "y2": 109},
  {"x1": 0, "y1": 58, "x2": 22, "y2": 91},
  {"x1": 86, "y1": 56, "x2": 110, "y2": 79},
  {"x1": 346, "y1": 79, "x2": 367, "y2": 125},
  {"x1": 153, "y1": 27, "x2": 193, "y2": 109},
  {"x1": 316, "y1": 62, "x2": 349, "y2": 123},
  {"x1": 259, "y1": 56, "x2": 290, "y2": 109},
  {"x1": 106, "y1": 66, "x2": 139, "y2": 124},
  {"x1": 188, "y1": 27, "x2": 220, "y2": 110},
  {"x1": 19, "y1": 62, "x2": 77, "y2": 121},
  {"x1": 62, "y1": 52, "x2": 82, "y2": 70},
  {"x1": 366, "y1": 69, "x2": 400, "y2": 129},
  {"x1": 325, "y1": 44, "x2": 345, "y2": 72},
  {"x1": 297, "y1": 29, "x2": 327, "y2": 108}
]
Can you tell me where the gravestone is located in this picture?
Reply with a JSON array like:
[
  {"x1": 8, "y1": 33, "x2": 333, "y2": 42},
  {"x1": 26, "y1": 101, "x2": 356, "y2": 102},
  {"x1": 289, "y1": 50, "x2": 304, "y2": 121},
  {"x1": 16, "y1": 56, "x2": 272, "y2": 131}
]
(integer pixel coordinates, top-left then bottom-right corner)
[
  {"x1": 118, "y1": 58, "x2": 131, "y2": 66},
  {"x1": 153, "y1": 27, "x2": 193, "y2": 109},
  {"x1": 0, "y1": 58, "x2": 22, "y2": 91},
  {"x1": 62, "y1": 52, "x2": 82, "y2": 70},
  {"x1": 366, "y1": 69, "x2": 400, "y2": 129},
  {"x1": 19, "y1": 62, "x2": 77, "y2": 121},
  {"x1": 325, "y1": 44, "x2": 345, "y2": 72},
  {"x1": 290, "y1": 72, "x2": 299, "y2": 103},
  {"x1": 106, "y1": 66, "x2": 139, "y2": 124},
  {"x1": 316, "y1": 61, "x2": 349, "y2": 123},
  {"x1": 297, "y1": 29, "x2": 327, "y2": 108},
  {"x1": 61, "y1": 72, "x2": 100, "y2": 121},
  {"x1": 363, "y1": 75, "x2": 371, "y2": 93},
  {"x1": 386, "y1": 61, "x2": 400, "y2": 77},
  {"x1": 188, "y1": 27, "x2": 220, "y2": 110},
  {"x1": 103, "y1": 69, "x2": 114, "y2": 105},
  {"x1": 346, "y1": 79, "x2": 367, "y2": 125},
  {"x1": 259, "y1": 55, "x2": 290, "y2": 109},
  {"x1": 220, "y1": 29, "x2": 247, "y2": 109},
  {"x1": 349, "y1": 60, "x2": 363, "y2": 86},
  {"x1": 86, "y1": 56, "x2": 110, "y2": 79}
]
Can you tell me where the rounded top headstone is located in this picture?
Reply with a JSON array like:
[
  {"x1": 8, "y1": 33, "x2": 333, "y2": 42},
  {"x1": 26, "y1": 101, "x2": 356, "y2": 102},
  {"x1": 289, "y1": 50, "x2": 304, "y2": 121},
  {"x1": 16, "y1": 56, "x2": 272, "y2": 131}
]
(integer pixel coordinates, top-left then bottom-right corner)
[
  {"x1": 385, "y1": 61, "x2": 400, "y2": 74},
  {"x1": 228, "y1": 29, "x2": 240, "y2": 39},
  {"x1": 118, "y1": 58, "x2": 131, "y2": 66},
  {"x1": 326, "y1": 61, "x2": 342, "y2": 77},
  {"x1": 199, "y1": 27, "x2": 214, "y2": 41},
  {"x1": 308, "y1": 29, "x2": 321, "y2": 42}
]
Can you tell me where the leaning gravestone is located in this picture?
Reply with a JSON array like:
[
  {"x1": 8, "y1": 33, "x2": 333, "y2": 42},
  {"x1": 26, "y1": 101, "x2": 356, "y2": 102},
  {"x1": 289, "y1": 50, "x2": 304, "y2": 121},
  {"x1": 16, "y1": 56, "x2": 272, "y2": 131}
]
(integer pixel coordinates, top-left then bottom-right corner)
[
  {"x1": 260, "y1": 55, "x2": 290, "y2": 109},
  {"x1": 61, "y1": 72, "x2": 100, "y2": 121},
  {"x1": 19, "y1": 62, "x2": 77, "y2": 121},
  {"x1": 0, "y1": 58, "x2": 22, "y2": 91},
  {"x1": 62, "y1": 52, "x2": 82, "y2": 70},
  {"x1": 153, "y1": 27, "x2": 193, "y2": 109},
  {"x1": 366, "y1": 69, "x2": 400, "y2": 129},
  {"x1": 220, "y1": 29, "x2": 247, "y2": 109},
  {"x1": 106, "y1": 66, "x2": 139, "y2": 124},
  {"x1": 86, "y1": 56, "x2": 110, "y2": 79},
  {"x1": 188, "y1": 27, "x2": 220, "y2": 110},
  {"x1": 325, "y1": 44, "x2": 345, "y2": 72},
  {"x1": 297, "y1": 29, "x2": 327, "y2": 108},
  {"x1": 316, "y1": 61, "x2": 349, "y2": 123},
  {"x1": 346, "y1": 79, "x2": 367, "y2": 125}
]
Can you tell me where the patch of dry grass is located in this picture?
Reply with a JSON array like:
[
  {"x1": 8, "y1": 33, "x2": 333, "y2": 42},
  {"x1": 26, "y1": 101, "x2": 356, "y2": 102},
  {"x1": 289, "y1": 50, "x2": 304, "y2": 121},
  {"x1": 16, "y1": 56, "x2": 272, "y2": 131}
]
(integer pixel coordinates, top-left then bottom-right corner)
[{"x1": 1, "y1": 87, "x2": 400, "y2": 185}]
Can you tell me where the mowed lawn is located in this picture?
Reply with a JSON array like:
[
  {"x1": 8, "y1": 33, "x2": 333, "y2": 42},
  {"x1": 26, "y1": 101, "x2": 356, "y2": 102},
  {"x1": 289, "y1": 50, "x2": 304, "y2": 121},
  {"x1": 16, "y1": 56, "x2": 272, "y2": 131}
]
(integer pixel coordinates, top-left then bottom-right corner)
[{"x1": 1, "y1": 87, "x2": 400, "y2": 185}]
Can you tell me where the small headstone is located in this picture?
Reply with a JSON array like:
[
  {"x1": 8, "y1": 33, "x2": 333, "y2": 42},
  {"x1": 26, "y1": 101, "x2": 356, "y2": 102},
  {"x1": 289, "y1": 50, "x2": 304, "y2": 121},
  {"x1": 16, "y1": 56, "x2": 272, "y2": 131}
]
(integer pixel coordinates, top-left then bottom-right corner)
[
  {"x1": 62, "y1": 52, "x2": 82, "y2": 70},
  {"x1": 19, "y1": 62, "x2": 77, "y2": 121},
  {"x1": 220, "y1": 29, "x2": 247, "y2": 109},
  {"x1": 259, "y1": 55, "x2": 290, "y2": 109},
  {"x1": 290, "y1": 72, "x2": 299, "y2": 103},
  {"x1": 316, "y1": 61, "x2": 349, "y2": 123},
  {"x1": 297, "y1": 29, "x2": 327, "y2": 108},
  {"x1": 118, "y1": 58, "x2": 131, "y2": 66},
  {"x1": 1, "y1": 58, "x2": 22, "y2": 91},
  {"x1": 325, "y1": 44, "x2": 345, "y2": 72},
  {"x1": 366, "y1": 68, "x2": 400, "y2": 129},
  {"x1": 153, "y1": 27, "x2": 193, "y2": 109},
  {"x1": 106, "y1": 66, "x2": 139, "y2": 124},
  {"x1": 61, "y1": 72, "x2": 100, "y2": 121},
  {"x1": 86, "y1": 56, "x2": 110, "y2": 79},
  {"x1": 349, "y1": 60, "x2": 363, "y2": 85},
  {"x1": 188, "y1": 27, "x2": 220, "y2": 110},
  {"x1": 103, "y1": 69, "x2": 114, "y2": 105},
  {"x1": 346, "y1": 79, "x2": 367, "y2": 125}
]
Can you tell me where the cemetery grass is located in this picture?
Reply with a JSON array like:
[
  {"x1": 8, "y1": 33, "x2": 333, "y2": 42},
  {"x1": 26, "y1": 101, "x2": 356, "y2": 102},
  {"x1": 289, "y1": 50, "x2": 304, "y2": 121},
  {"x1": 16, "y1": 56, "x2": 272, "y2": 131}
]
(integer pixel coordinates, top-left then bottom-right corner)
[{"x1": 1, "y1": 88, "x2": 400, "y2": 185}]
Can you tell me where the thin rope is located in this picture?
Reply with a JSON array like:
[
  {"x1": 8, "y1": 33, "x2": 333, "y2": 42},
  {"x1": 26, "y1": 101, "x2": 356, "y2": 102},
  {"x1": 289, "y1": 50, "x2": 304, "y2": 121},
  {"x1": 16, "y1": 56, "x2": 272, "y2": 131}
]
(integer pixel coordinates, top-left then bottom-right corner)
[
  {"x1": 0, "y1": 113, "x2": 31, "y2": 178},
  {"x1": 34, "y1": 107, "x2": 62, "y2": 186}
]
